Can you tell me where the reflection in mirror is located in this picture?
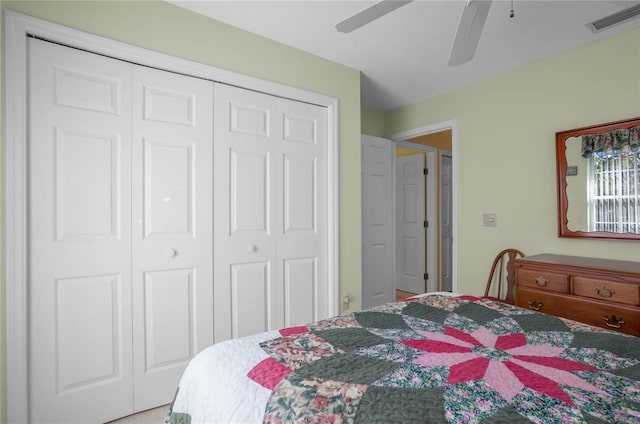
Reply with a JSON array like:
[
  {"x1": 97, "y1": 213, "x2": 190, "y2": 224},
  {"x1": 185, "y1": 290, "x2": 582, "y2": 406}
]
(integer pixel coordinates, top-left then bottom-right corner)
[
  {"x1": 565, "y1": 136, "x2": 588, "y2": 232},
  {"x1": 557, "y1": 117, "x2": 640, "y2": 240}
]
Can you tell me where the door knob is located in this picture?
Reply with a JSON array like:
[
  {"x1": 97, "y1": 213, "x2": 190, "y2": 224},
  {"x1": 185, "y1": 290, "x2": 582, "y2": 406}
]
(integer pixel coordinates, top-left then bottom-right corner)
[
  {"x1": 248, "y1": 245, "x2": 257, "y2": 253},
  {"x1": 166, "y1": 248, "x2": 177, "y2": 257}
]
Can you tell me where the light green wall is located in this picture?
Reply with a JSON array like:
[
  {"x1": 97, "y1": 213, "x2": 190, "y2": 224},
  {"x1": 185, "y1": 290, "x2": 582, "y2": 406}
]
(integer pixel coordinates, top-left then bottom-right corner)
[
  {"x1": 1, "y1": 1, "x2": 362, "y2": 420},
  {"x1": 361, "y1": 107, "x2": 385, "y2": 137},
  {"x1": 3, "y1": 1, "x2": 640, "y2": 420},
  {"x1": 385, "y1": 27, "x2": 640, "y2": 296}
]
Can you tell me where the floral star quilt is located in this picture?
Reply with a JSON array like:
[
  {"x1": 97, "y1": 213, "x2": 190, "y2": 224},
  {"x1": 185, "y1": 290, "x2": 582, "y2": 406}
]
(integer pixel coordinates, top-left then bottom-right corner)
[{"x1": 167, "y1": 294, "x2": 640, "y2": 424}]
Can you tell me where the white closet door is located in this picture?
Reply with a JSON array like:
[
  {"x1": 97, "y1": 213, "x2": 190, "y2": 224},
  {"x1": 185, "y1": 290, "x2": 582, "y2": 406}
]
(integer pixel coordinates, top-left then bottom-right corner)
[
  {"x1": 28, "y1": 39, "x2": 214, "y2": 422},
  {"x1": 213, "y1": 84, "x2": 328, "y2": 342},
  {"x1": 277, "y1": 97, "x2": 328, "y2": 328},
  {"x1": 213, "y1": 84, "x2": 278, "y2": 341},
  {"x1": 28, "y1": 38, "x2": 134, "y2": 423},
  {"x1": 131, "y1": 66, "x2": 214, "y2": 410}
]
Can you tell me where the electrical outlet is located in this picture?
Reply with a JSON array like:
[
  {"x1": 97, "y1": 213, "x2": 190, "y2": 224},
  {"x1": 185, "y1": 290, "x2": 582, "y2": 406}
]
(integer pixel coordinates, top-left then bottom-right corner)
[
  {"x1": 342, "y1": 295, "x2": 350, "y2": 309},
  {"x1": 483, "y1": 213, "x2": 497, "y2": 227}
]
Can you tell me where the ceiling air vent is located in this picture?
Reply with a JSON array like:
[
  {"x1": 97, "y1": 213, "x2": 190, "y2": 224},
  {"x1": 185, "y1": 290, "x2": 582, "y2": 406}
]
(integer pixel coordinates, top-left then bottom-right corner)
[{"x1": 587, "y1": 3, "x2": 640, "y2": 32}]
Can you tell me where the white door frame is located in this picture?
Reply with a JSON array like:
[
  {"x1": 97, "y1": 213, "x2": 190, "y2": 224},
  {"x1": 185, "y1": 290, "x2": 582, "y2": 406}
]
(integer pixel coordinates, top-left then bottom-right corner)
[
  {"x1": 387, "y1": 120, "x2": 458, "y2": 294},
  {"x1": 4, "y1": 11, "x2": 340, "y2": 423},
  {"x1": 394, "y1": 142, "x2": 437, "y2": 293}
]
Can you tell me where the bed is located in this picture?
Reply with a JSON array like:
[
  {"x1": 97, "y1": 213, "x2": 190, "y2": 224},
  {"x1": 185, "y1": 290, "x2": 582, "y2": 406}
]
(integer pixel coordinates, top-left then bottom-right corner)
[{"x1": 166, "y1": 293, "x2": 640, "y2": 423}]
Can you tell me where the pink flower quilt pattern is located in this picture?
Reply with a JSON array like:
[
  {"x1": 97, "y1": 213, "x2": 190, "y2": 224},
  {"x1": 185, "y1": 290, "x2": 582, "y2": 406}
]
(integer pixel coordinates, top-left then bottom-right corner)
[{"x1": 248, "y1": 295, "x2": 640, "y2": 423}]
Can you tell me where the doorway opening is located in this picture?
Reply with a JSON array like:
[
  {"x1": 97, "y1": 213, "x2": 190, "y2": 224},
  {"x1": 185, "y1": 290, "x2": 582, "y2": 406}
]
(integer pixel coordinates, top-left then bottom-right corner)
[
  {"x1": 389, "y1": 123, "x2": 457, "y2": 298},
  {"x1": 360, "y1": 120, "x2": 457, "y2": 308}
]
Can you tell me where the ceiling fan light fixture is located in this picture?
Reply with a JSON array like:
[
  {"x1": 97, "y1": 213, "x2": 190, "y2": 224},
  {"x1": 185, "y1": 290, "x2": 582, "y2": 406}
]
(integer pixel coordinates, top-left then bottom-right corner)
[{"x1": 587, "y1": 4, "x2": 640, "y2": 32}]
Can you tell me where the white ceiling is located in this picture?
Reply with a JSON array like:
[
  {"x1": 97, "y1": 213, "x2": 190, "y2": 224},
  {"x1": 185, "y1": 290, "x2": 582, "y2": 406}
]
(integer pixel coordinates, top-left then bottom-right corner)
[{"x1": 169, "y1": 0, "x2": 640, "y2": 112}]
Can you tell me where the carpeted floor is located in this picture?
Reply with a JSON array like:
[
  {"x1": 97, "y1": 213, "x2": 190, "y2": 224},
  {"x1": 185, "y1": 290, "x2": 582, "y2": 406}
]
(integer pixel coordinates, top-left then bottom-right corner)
[
  {"x1": 105, "y1": 404, "x2": 170, "y2": 424},
  {"x1": 396, "y1": 289, "x2": 416, "y2": 300}
]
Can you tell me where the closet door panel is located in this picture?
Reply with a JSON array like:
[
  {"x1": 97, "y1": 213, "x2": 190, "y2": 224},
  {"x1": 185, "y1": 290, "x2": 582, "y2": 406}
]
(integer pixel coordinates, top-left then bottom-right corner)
[
  {"x1": 284, "y1": 257, "x2": 317, "y2": 326},
  {"x1": 142, "y1": 269, "x2": 194, "y2": 367},
  {"x1": 54, "y1": 64, "x2": 122, "y2": 114},
  {"x1": 230, "y1": 102, "x2": 271, "y2": 137},
  {"x1": 143, "y1": 139, "x2": 193, "y2": 236},
  {"x1": 283, "y1": 156, "x2": 316, "y2": 233},
  {"x1": 132, "y1": 66, "x2": 214, "y2": 411},
  {"x1": 230, "y1": 149, "x2": 271, "y2": 234},
  {"x1": 28, "y1": 38, "x2": 134, "y2": 424},
  {"x1": 231, "y1": 261, "x2": 271, "y2": 338},
  {"x1": 56, "y1": 130, "x2": 122, "y2": 239},
  {"x1": 277, "y1": 100, "x2": 328, "y2": 328},
  {"x1": 214, "y1": 84, "x2": 278, "y2": 342},
  {"x1": 55, "y1": 275, "x2": 124, "y2": 391}
]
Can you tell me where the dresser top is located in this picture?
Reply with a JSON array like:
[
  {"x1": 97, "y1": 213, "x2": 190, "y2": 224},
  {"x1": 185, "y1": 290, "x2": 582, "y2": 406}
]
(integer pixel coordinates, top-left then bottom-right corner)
[{"x1": 516, "y1": 254, "x2": 640, "y2": 276}]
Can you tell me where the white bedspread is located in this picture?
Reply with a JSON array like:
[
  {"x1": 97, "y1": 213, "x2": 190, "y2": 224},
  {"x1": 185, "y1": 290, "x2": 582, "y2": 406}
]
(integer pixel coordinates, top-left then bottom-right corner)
[{"x1": 170, "y1": 330, "x2": 280, "y2": 424}]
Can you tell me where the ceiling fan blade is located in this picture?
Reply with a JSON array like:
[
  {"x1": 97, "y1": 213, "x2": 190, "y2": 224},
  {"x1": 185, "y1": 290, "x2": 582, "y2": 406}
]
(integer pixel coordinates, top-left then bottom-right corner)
[
  {"x1": 448, "y1": 0, "x2": 493, "y2": 66},
  {"x1": 336, "y1": 0, "x2": 413, "y2": 33}
]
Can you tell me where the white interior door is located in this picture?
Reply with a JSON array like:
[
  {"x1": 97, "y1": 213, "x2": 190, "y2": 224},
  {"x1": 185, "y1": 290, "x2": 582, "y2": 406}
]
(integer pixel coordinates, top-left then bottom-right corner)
[
  {"x1": 213, "y1": 83, "x2": 328, "y2": 342},
  {"x1": 28, "y1": 38, "x2": 135, "y2": 423},
  {"x1": 395, "y1": 154, "x2": 426, "y2": 294},
  {"x1": 361, "y1": 135, "x2": 394, "y2": 308},
  {"x1": 440, "y1": 151, "x2": 453, "y2": 292},
  {"x1": 131, "y1": 65, "x2": 214, "y2": 411}
]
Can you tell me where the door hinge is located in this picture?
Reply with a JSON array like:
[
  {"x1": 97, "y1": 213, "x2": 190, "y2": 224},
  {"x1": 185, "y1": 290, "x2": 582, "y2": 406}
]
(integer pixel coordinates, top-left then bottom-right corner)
[
  {"x1": 423, "y1": 168, "x2": 429, "y2": 175},
  {"x1": 423, "y1": 220, "x2": 429, "y2": 228},
  {"x1": 424, "y1": 273, "x2": 429, "y2": 280}
]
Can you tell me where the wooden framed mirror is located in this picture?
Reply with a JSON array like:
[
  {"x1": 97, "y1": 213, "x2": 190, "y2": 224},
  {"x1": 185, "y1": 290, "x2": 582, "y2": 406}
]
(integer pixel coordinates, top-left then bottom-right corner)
[{"x1": 556, "y1": 117, "x2": 640, "y2": 240}]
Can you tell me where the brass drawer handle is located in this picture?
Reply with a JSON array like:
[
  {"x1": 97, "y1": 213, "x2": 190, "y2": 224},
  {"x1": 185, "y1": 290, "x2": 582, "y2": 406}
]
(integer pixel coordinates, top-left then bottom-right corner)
[
  {"x1": 527, "y1": 300, "x2": 543, "y2": 311},
  {"x1": 596, "y1": 287, "x2": 615, "y2": 298},
  {"x1": 603, "y1": 314, "x2": 624, "y2": 329},
  {"x1": 535, "y1": 277, "x2": 549, "y2": 287}
]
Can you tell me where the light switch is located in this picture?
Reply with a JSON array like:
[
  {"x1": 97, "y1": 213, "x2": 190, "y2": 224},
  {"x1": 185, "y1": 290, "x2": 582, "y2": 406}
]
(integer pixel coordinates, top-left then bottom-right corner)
[{"x1": 483, "y1": 213, "x2": 497, "y2": 227}]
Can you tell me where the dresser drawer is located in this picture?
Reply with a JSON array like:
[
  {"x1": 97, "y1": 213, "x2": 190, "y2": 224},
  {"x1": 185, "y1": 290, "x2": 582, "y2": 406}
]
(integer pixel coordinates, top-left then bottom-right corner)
[
  {"x1": 517, "y1": 268, "x2": 569, "y2": 293},
  {"x1": 516, "y1": 286, "x2": 640, "y2": 337},
  {"x1": 573, "y1": 276, "x2": 640, "y2": 306},
  {"x1": 516, "y1": 287, "x2": 573, "y2": 318}
]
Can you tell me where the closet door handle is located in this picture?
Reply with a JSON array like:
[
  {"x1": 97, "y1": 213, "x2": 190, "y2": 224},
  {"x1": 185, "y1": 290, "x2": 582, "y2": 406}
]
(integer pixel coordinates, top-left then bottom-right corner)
[
  {"x1": 248, "y1": 244, "x2": 258, "y2": 253},
  {"x1": 166, "y1": 249, "x2": 177, "y2": 258}
]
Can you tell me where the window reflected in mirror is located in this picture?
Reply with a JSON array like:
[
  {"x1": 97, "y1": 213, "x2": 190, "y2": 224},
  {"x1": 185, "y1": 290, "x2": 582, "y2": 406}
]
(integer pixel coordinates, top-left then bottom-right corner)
[
  {"x1": 557, "y1": 117, "x2": 640, "y2": 240},
  {"x1": 565, "y1": 137, "x2": 639, "y2": 233}
]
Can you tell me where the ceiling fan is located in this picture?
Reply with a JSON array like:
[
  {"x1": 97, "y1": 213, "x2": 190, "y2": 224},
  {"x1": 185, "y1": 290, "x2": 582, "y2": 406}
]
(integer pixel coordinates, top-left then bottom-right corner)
[{"x1": 335, "y1": 0, "x2": 493, "y2": 66}]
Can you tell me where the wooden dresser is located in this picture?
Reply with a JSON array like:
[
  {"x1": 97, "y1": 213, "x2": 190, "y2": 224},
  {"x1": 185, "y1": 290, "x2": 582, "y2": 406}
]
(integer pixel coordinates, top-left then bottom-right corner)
[{"x1": 514, "y1": 254, "x2": 640, "y2": 336}]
